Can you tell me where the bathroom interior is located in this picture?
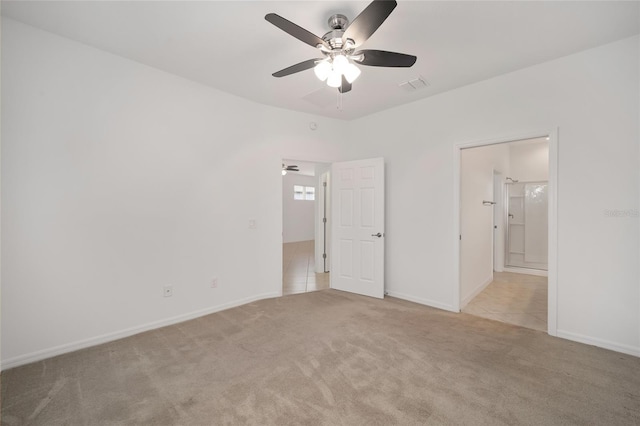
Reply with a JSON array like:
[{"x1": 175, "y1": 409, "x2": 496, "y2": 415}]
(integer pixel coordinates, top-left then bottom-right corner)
[{"x1": 460, "y1": 137, "x2": 549, "y2": 332}]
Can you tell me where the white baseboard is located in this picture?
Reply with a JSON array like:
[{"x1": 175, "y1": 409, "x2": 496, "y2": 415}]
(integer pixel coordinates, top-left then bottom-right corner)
[
  {"x1": 1, "y1": 291, "x2": 281, "y2": 371},
  {"x1": 460, "y1": 274, "x2": 493, "y2": 309},
  {"x1": 503, "y1": 267, "x2": 548, "y2": 277},
  {"x1": 385, "y1": 290, "x2": 457, "y2": 313},
  {"x1": 556, "y1": 329, "x2": 640, "y2": 358}
]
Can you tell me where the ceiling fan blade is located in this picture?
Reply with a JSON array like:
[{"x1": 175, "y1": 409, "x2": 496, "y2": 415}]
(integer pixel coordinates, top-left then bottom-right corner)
[
  {"x1": 265, "y1": 13, "x2": 330, "y2": 50},
  {"x1": 342, "y1": 0, "x2": 397, "y2": 47},
  {"x1": 354, "y1": 50, "x2": 416, "y2": 67},
  {"x1": 273, "y1": 58, "x2": 323, "y2": 78},
  {"x1": 339, "y1": 75, "x2": 352, "y2": 94}
]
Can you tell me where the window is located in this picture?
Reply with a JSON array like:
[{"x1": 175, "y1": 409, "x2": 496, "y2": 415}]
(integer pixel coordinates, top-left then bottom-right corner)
[
  {"x1": 305, "y1": 186, "x2": 315, "y2": 200},
  {"x1": 294, "y1": 185, "x2": 315, "y2": 201}
]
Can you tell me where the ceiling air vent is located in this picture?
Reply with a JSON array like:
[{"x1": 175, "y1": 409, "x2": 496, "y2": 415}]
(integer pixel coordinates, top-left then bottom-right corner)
[{"x1": 399, "y1": 76, "x2": 429, "y2": 92}]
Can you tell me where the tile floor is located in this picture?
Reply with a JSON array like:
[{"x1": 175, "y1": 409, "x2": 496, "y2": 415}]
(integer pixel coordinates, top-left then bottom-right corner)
[
  {"x1": 283, "y1": 240, "x2": 330, "y2": 296},
  {"x1": 462, "y1": 271, "x2": 548, "y2": 332}
]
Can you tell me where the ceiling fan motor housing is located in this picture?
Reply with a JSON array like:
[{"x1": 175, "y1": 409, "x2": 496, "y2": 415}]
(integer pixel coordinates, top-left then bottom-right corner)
[{"x1": 323, "y1": 14, "x2": 353, "y2": 51}]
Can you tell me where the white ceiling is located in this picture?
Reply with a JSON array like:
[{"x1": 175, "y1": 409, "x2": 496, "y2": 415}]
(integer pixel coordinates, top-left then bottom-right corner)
[{"x1": 3, "y1": 1, "x2": 639, "y2": 120}]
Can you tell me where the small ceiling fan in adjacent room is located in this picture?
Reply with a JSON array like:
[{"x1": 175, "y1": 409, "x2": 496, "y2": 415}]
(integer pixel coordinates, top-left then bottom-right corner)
[
  {"x1": 265, "y1": 0, "x2": 417, "y2": 94},
  {"x1": 282, "y1": 163, "x2": 299, "y2": 175}
]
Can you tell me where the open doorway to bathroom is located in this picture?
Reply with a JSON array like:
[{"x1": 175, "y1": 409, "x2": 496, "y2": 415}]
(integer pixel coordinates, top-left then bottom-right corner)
[
  {"x1": 459, "y1": 137, "x2": 550, "y2": 332},
  {"x1": 282, "y1": 159, "x2": 330, "y2": 296}
]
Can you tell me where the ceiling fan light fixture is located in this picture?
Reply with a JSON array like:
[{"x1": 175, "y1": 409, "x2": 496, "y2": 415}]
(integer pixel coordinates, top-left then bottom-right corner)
[
  {"x1": 344, "y1": 63, "x2": 361, "y2": 83},
  {"x1": 332, "y1": 54, "x2": 349, "y2": 74},
  {"x1": 327, "y1": 70, "x2": 342, "y2": 88},
  {"x1": 314, "y1": 60, "x2": 332, "y2": 81}
]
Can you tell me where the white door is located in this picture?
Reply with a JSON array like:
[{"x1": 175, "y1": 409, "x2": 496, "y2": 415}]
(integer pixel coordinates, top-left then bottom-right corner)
[{"x1": 330, "y1": 158, "x2": 385, "y2": 298}]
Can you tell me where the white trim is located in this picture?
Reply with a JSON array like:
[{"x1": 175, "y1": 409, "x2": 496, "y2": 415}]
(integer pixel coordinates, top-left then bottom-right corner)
[
  {"x1": 452, "y1": 146, "x2": 461, "y2": 312},
  {"x1": 453, "y1": 128, "x2": 559, "y2": 336},
  {"x1": 492, "y1": 170, "x2": 505, "y2": 273},
  {"x1": 1, "y1": 292, "x2": 281, "y2": 371},
  {"x1": 547, "y1": 129, "x2": 559, "y2": 337},
  {"x1": 556, "y1": 329, "x2": 640, "y2": 358},
  {"x1": 460, "y1": 274, "x2": 493, "y2": 309},
  {"x1": 502, "y1": 267, "x2": 548, "y2": 277},
  {"x1": 387, "y1": 290, "x2": 457, "y2": 313}
]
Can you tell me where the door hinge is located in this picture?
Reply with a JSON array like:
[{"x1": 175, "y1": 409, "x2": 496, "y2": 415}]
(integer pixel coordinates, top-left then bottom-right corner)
[
  {"x1": 322, "y1": 253, "x2": 327, "y2": 259},
  {"x1": 459, "y1": 235, "x2": 462, "y2": 240},
  {"x1": 323, "y1": 217, "x2": 327, "y2": 223},
  {"x1": 323, "y1": 182, "x2": 327, "y2": 187}
]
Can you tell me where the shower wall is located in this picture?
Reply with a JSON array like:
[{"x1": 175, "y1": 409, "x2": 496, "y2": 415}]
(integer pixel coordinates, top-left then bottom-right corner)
[{"x1": 506, "y1": 181, "x2": 548, "y2": 270}]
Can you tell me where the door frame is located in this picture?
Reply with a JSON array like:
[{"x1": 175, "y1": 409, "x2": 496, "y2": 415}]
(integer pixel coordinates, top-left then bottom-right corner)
[
  {"x1": 316, "y1": 170, "x2": 331, "y2": 273},
  {"x1": 452, "y1": 129, "x2": 558, "y2": 336},
  {"x1": 493, "y1": 170, "x2": 505, "y2": 273}
]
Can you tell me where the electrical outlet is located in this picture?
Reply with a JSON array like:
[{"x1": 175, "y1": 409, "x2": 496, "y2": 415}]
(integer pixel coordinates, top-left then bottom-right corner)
[
  {"x1": 163, "y1": 285, "x2": 173, "y2": 297},
  {"x1": 211, "y1": 277, "x2": 218, "y2": 288}
]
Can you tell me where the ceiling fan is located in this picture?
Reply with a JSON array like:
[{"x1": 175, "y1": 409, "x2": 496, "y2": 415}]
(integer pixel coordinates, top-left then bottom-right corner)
[
  {"x1": 265, "y1": 0, "x2": 417, "y2": 94},
  {"x1": 282, "y1": 163, "x2": 299, "y2": 175}
]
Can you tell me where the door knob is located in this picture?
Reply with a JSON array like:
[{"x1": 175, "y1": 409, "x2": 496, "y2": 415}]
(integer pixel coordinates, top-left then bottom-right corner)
[{"x1": 371, "y1": 233, "x2": 382, "y2": 238}]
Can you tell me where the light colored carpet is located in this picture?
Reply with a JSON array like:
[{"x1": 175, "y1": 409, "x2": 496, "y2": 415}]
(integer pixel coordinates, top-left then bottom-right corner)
[{"x1": 2, "y1": 290, "x2": 639, "y2": 425}]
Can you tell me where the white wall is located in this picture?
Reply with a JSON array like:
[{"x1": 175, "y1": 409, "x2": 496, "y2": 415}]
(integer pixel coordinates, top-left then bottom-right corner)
[
  {"x1": 1, "y1": 19, "x2": 351, "y2": 367},
  {"x1": 282, "y1": 173, "x2": 315, "y2": 243},
  {"x1": 2, "y1": 19, "x2": 639, "y2": 366},
  {"x1": 510, "y1": 140, "x2": 549, "y2": 182},
  {"x1": 350, "y1": 35, "x2": 640, "y2": 356},
  {"x1": 460, "y1": 144, "x2": 510, "y2": 307}
]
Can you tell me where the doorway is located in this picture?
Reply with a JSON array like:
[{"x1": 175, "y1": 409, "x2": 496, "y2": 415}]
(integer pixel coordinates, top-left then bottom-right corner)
[
  {"x1": 454, "y1": 133, "x2": 557, "y2": 334},
  {"x1": 282, "y1": 159, "x2": 330, "y2": 295},
  {"x1": 281, "y1": 157, "x2": 386, "y2": 299}
]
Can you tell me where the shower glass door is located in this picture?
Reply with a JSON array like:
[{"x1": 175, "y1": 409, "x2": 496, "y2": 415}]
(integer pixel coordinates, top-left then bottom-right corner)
[{"x1": 505, "y1": 182, "x2": 548, "y2": 271}]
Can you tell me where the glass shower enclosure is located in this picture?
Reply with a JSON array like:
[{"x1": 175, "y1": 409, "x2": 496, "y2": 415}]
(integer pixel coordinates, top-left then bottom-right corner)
[{"x1": 505, "y1": 181, "x2": 548, "y2": 271}]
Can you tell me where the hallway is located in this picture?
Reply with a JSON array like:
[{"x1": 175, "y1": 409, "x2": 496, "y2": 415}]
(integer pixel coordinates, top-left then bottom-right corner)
[{"x1": 283, "y1": 240, "x2": 330, "y2": 296}]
